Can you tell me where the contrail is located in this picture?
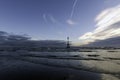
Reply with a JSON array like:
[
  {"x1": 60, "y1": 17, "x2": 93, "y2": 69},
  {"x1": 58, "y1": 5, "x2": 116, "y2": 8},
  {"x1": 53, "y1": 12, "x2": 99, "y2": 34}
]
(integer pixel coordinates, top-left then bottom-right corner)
[{"x1": 70, "y1": 0, "x2": 78, "y2": 19}]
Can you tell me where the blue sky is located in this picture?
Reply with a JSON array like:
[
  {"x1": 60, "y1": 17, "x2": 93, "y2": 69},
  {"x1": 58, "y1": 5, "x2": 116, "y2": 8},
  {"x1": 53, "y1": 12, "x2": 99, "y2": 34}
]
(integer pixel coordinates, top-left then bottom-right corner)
[{"x1": 0, "y1": 0, "x2": 120, "y2": 44}]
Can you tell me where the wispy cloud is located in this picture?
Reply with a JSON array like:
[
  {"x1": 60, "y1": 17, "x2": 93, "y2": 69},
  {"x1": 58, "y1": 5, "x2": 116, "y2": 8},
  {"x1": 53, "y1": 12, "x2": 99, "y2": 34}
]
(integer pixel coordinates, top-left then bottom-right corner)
[
  {"x1": 77, "y1": 5, "x2": 120, "y2": 45},
  {"x1": 70, "y1": 0, "x2": 78, "y2": 19},
  {"x1": 49, "y1": 15, "x2": 57, "y2": 23},
  {"x1": 67, "y1": 19, "x2": 76, "y2": 25},
  {"x1": 67, "y1": 0, "x2": 78, "y2": 25},
  {"x1": 43, "y1": 14, "x2": 58, "y2": 24},
  {"x1": 43, "y1": 14, "x2": 48, "y2": 23}
]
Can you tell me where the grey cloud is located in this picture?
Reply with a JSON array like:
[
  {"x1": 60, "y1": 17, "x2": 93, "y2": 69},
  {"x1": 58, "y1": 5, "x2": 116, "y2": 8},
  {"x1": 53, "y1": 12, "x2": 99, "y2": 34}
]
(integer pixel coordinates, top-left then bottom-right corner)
[{"x1": 0, "y1": 31, "x2": 66, "y2": 48}]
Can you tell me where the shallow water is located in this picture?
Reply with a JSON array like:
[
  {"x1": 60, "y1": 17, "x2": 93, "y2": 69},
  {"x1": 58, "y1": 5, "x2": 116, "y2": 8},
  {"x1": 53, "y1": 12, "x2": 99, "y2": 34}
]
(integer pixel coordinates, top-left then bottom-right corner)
[{"x1": 0, "y1": 50, "x2": 120, "y2": 80}]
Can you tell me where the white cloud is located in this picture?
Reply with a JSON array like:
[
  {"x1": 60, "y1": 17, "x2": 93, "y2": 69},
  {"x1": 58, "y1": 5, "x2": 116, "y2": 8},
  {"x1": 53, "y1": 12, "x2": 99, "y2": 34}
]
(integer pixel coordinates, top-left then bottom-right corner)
[
  {"x1": 67, "y1": 19, "x2": 77, "y2": 25},
  {"x1": 77, "y1": 5, "x2": 120, "y2": 45}
]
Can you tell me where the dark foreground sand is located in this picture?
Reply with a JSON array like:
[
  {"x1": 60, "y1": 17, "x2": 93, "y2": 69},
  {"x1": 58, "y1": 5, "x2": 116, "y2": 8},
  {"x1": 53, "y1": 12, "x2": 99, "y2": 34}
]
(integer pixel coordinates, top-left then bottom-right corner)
[
  {"x1": 1, "y1": 51, "x2": 120, "y2": 80},
  {"x1": 0, "y1": 58, "x2": 101, "y2": 80}
]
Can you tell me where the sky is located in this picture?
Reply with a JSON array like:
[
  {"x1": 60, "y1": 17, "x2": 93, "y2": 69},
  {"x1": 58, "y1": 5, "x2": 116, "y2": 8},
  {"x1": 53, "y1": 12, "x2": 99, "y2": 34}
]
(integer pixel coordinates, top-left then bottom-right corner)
[{"x1": 0, "y1": 0, "x2": 120, "y2": 45}]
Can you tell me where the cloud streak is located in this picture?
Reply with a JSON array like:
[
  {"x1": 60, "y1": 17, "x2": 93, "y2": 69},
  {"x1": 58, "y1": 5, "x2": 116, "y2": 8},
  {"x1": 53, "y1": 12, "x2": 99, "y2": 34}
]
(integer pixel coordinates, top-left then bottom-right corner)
[
  {"x1": 67, "y1": 19, "x2": 76, "y2": 25},
  {"x1": 70, "y1": 0, "x2": 78, "y2": 19},
  {"x1": 49, "y1": 15, "x2": 57, "y2": 23},
  {"x1": 43, "y1": 14, "x2": 48, "y2": 23},
  {"x1": 78, "y1": 5, "x2": 120, "y2": 45},
  {"x1": 67, "y1": 0, "x2": 78, "y2": 25},
  {"x1": 43, "y1": 14, "x2": 58, "y2": 24}
]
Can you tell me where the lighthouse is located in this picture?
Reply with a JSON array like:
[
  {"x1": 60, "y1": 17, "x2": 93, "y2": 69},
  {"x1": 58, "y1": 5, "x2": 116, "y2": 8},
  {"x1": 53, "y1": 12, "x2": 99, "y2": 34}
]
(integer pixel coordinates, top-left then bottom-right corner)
[{"x1": 66, "y1": 37, "x2": 70, "y2": 49}]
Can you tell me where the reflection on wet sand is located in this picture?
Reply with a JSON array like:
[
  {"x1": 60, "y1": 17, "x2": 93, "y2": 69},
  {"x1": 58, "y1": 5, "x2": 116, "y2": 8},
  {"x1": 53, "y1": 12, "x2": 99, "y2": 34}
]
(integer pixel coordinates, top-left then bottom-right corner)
[{"x1": 0, "y1": 50, "x2": 120, "y2": 80}]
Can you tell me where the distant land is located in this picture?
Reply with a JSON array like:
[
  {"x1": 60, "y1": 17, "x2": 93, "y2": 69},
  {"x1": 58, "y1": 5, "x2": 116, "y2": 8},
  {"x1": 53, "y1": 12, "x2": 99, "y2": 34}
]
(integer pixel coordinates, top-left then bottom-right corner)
[
  {"x1": 0, "y1": 31, "x2": 120, "y2": 50},
  {"x1": 83, "y1": 37, "x2": 120, "y2": 48}
]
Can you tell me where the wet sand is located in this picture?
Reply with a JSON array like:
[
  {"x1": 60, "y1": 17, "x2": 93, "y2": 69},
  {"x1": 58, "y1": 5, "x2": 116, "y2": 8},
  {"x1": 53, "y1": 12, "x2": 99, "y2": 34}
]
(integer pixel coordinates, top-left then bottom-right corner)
[
  {"x1": 0, "y1": 57, "x2": 101, "y2": 80},
  {"x1": 0, "y1": 51, "x2": 120, "y2": 80}
]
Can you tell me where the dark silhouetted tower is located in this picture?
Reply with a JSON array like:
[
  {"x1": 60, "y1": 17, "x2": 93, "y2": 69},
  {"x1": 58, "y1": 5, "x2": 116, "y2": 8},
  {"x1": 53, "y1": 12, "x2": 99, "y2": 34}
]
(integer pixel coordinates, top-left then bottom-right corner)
[{"x1": 66, "y1": 37, "x2": 70, "y2": 49}]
